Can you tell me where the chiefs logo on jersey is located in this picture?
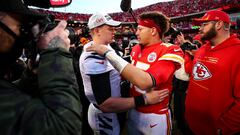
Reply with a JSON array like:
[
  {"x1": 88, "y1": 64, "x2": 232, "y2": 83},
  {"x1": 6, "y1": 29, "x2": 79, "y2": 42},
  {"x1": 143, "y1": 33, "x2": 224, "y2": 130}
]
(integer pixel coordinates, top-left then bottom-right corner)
[
  {"x1": 192, "y1": 62, "x2": 212, "y2": 80},
  {"x1": 147, "y1": 52, "x2": 157, "y2": 62}
]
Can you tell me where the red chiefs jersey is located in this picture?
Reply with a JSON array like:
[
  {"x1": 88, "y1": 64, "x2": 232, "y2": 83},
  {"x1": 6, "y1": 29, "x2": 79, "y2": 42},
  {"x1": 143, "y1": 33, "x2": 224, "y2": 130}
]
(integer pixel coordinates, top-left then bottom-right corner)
[
  {"x1": 185, "y1": 35, "x2": 240, "y2": 135},
  {"x1": 130, "y1": 42, "x2": 184, "y2": 114}
]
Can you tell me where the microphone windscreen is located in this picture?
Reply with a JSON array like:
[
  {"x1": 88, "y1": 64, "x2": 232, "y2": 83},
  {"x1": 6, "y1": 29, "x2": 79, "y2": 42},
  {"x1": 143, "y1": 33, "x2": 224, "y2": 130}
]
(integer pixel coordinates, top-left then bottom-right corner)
[
  {"x1": 120, "y1": 0, "x2": 131, "y2": 12},
  {"x1": 23, "y1": 0, "x2": 51, "y2": 8}
]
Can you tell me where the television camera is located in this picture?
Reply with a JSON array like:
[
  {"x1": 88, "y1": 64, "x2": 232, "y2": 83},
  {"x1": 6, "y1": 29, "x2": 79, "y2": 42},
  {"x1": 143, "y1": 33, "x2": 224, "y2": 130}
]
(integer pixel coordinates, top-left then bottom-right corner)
[{"x1": 21, "y1": 0, "x2": 79, "y2": 60}]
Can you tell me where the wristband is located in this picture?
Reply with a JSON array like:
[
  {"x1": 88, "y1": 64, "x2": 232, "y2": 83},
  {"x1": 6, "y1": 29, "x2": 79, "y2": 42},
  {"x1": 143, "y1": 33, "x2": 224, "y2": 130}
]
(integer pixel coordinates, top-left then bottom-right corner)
[
  {"x1": 105, "y1": 51, "x2": 128, "y2": 73},
  {"x1": 143, "y1": 93, "x2": 148, "y2": 105},
  {"x1": 134, "y1": 95, "x2": 146, "y2": 108}
]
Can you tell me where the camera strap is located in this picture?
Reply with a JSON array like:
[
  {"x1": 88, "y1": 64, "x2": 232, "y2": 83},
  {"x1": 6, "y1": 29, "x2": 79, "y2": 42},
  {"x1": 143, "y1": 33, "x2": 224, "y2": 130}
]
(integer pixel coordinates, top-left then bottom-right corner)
[{"x1": 0, "y1": 21, "x2": 18, "y2": 39}]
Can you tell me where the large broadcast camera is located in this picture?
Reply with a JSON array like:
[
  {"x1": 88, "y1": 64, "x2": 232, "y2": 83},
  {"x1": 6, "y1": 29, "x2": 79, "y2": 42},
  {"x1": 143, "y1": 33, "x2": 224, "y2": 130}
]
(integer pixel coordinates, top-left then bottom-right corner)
[
  {"x1": 22, "y1": 0, "x2": 78, "y2": 59},
  {"x1": 35, "y1": 14, "x2": 77, "y2": 44}
]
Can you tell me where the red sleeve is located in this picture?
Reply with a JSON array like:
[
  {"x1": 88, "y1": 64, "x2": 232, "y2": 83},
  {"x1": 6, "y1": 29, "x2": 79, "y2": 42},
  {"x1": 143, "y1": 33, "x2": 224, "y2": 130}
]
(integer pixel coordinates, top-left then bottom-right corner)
[
  {"x1": 184, "y1": 53, "x2": 193, "y2": 75},
  {"x1": 147, "y1": 60, "x2": 175, "y2": 86},
  {"x1": 158, "y1": 45, "x2": 184, "y2": 67},
  {"x1": 218, "y1": 60, "x2": 240, "y2": 135}
]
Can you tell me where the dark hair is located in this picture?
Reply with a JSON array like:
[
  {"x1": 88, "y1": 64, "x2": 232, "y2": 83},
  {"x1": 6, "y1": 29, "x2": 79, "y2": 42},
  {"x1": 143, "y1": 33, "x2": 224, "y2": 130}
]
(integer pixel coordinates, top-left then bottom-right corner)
[{"x1": 139, "y1": 11, "x2": 170, "y2": 38}]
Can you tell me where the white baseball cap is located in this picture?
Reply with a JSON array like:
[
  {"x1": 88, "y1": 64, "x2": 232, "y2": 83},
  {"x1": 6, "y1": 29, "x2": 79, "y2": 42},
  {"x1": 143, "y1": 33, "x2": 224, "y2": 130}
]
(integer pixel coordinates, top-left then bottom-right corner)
[{"x1": 88, "y1": 12, "x2": 121, "y2": 29}]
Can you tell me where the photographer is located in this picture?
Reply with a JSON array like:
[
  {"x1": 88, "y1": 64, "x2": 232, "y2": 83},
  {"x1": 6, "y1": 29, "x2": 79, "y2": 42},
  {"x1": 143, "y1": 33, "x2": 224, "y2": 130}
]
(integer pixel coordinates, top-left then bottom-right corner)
[
  {"x1": 172, "y1": 32, "x2": 196, "y2": 135},
  {"x1": 0, "y1": 0, "x2": 82, "y2": 135}
]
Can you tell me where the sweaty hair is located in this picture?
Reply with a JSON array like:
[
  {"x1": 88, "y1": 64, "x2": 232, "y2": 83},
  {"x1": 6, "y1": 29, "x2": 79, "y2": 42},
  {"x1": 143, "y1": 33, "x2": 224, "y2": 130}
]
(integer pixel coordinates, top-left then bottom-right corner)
[{"x1": 139, "y1": 11, "x2": 170, "y2": 38}]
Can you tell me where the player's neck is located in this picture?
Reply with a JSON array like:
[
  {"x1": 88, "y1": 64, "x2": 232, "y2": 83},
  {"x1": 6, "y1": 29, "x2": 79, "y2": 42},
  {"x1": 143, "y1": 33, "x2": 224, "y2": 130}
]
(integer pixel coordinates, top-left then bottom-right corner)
[
  {"x1": 93, "y1": 38, "x2": 109, "y2": 46},
  {"x1": 147, "y1": 38, "x2": 162, "y2": 46}
]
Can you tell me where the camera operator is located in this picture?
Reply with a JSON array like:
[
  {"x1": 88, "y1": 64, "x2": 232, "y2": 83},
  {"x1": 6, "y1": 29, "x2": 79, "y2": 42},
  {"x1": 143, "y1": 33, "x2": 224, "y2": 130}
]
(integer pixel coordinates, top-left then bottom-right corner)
[
  {"x1": 172, "y1": 32, "x2": 204, "y2": 135},
  {"x1": 171, "y1": 32, "x2": 197, "y2": 135},
  {"x1": 0, "y1": 0, "x2": 82, "y2": 135}
]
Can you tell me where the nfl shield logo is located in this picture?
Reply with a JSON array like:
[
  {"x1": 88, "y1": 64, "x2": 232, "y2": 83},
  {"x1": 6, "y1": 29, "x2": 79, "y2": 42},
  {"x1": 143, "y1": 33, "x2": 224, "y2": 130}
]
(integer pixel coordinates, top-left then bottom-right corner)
[{"x1": 147, "y1": 52, "x2": 157, "y2": 63}]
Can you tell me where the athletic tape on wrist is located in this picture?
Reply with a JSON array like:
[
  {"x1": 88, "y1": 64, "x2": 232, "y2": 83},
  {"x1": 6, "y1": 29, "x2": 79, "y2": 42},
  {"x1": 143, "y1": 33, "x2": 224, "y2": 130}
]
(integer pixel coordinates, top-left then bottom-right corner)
[
  {"x1": 105, "y1": 51, "x2": 128, "y2": 73},
  {"x1": 103, "y1": 50, "x2": 111, "y2": 57}
]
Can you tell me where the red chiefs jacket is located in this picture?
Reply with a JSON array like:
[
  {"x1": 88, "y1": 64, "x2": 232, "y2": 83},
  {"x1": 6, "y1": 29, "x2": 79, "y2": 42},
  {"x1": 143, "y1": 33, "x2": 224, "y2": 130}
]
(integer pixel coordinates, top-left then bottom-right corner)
[{"x1": 185, "y1": 35, "x2": 240, "y2": 135}]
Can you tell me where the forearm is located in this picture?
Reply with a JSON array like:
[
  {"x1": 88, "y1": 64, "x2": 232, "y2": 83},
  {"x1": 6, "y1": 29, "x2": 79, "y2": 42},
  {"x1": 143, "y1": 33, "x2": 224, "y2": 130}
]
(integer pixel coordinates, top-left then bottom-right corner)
[
  {"x1": 99, "y1": 94, "x2": 148, "y2": 113},
  {"x1": 98, "y1": 88, "x2": 168, "y2": 113},
  {"x1": 14, "y1": 68, "x2": 38, "y2": 96},
  {"x1": 99, "y1": 97, "x2": 135, "y2": 113},
  {"x1": 18, "y1": 48, "x2": 82, "y2": 134},
  {"x1": 106, "y1": 51, "x2": 153, "y2": 90},
  {"x1": 121, "y1": 64, "x2": 153, "y2": 89},
  {"x1": 218, "y1": 69, "x2": 240, "y2": 134},
  {"x1": 17, "y1": 21, "x2": 82, "y2": 134},
  {"x1": 38, "y1": 48, "x2": 81, "y2": 123},
  {"x1": 218, "y1": 101, "x2": 240, "y2": 134}
]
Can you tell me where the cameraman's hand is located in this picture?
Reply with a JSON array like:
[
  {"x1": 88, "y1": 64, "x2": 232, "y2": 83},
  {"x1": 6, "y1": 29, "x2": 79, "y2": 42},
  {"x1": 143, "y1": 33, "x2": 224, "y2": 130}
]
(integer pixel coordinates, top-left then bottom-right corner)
[
  {"x1": 177, "y1": 33, "x2": 186, "y2": 45},
  {"x1": 27, "y1": 58, "x2": 39, "y2": 74},
  {"x1": 37, "y1": 21, "x2": 70, "y2": 51},
  {"x1": 124, "y1": 47, "x2": 130, "y2": 56}
]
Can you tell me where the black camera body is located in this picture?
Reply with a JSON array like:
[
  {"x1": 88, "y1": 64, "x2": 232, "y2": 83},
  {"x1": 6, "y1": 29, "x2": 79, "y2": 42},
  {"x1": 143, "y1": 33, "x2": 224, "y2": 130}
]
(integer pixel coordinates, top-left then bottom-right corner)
[
  {"x1": 37, "y1": 15, "x2": 78, "y2": 44},
  {"x1": 180, "y1": 42, "x2": 197, "y2": 51},
  {"x1": 24, "y1": 14, "x2": 79, "y2": 62}
]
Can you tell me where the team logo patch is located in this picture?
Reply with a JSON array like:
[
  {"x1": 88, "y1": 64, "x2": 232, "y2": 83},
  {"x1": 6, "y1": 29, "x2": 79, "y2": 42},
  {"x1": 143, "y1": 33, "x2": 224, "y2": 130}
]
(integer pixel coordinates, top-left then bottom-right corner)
[
  {"x1": 147, "y1": 52, "x2": 157, "y2": 62},
  {"x1": 192, "y1": 62, "x2": 212, "y2": 80},
  {"x1": 95, "y1": 60, "x2": 105, "y2": 64}
]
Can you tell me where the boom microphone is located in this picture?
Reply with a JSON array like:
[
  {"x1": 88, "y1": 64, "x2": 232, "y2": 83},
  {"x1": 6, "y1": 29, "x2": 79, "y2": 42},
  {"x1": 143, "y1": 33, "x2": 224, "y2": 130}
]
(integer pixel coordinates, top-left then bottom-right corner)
[
  {"x1": 23, "y1": 0, "x2": 51, "y2": 8},
  {"x1": 120, "y1": 0, "x2": 131, "y2": 12}
]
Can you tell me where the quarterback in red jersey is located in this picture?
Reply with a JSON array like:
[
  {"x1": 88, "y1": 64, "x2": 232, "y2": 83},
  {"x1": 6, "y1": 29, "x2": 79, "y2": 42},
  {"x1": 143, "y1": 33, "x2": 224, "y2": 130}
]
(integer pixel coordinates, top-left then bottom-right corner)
[
  {"x1": 185, "y1": 10, "x2": 240, "y2": 135},
  {"x1": 87, "y1": 11, "x2": 184, "y2": 135},
  {"x1": 130, "y1": 41, "x2": 183, "y2": 114}
]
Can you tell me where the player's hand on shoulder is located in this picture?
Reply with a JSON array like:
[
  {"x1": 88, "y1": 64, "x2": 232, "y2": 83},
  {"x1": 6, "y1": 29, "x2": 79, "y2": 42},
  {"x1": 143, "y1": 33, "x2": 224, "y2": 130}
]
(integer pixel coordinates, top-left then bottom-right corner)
[{"x1": 86, "y1": 44, "x2": 110, "y2": 56}]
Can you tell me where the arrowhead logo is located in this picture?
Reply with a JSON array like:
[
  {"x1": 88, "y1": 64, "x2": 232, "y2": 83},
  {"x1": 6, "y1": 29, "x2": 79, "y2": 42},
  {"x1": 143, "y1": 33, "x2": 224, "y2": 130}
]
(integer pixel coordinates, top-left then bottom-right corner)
[{"x1": 192, "y1": 62, "x2": 212, "y2": 80}]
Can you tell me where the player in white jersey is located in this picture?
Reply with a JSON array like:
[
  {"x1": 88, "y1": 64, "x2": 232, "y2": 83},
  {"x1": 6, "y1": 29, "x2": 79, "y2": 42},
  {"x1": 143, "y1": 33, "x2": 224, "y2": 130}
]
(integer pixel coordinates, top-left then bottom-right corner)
[{"x1": 80, "y1": 12, "x2": 169, "y2": 135}]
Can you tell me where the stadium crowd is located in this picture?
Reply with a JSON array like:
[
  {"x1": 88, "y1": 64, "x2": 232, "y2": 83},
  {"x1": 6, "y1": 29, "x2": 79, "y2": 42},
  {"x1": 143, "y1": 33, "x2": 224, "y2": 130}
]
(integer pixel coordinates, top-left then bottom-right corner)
[{"x1": 37, "y1": 0, "x2": 239, "y2": 22}]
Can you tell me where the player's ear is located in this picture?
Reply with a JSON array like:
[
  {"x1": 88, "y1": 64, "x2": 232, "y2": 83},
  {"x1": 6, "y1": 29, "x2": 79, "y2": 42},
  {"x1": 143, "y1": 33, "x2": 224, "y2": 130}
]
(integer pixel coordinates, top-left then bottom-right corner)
[
  {"x1": 215, "y1": 21, "x2": 223, "y2": 30},
  {"x1": 151, "y1": 27, "x2": 158, "y2": 36}
]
